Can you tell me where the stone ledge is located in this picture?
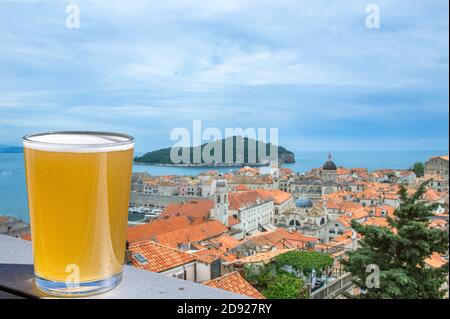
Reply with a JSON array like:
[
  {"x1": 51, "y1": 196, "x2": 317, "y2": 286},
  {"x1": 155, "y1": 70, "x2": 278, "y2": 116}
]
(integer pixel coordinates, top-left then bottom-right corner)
[{"x1": 0, "y1": 234, "x2": 246, "y2": 299}]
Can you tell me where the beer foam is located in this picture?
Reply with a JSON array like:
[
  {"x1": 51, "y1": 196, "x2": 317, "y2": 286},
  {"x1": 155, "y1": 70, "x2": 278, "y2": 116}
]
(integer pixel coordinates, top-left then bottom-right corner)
[{"x1": 23, "y1": 133, "x2": 134, "y2": 153}]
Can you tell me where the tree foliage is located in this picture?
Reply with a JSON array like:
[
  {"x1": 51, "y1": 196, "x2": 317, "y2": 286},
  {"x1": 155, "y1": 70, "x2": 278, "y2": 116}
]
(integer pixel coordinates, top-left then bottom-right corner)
[
  {"x1": 411, "y1": 162, "x2": 425, "y2": 177},
  {"x1": 343, "y1": 182, "x2": 449, "y2": 299},
  {"x1": 134, "y1": 136, "x2": 295, "y2": 165},
  {"x1": 274, "y1": 251, "x2": 334, "y2": 276},
  {"x1": 263, "y1": 273, "x2": 305, "y2": 299},
  {"x1": 243, "y1": 250, "x2": 335, "y2": 299}
]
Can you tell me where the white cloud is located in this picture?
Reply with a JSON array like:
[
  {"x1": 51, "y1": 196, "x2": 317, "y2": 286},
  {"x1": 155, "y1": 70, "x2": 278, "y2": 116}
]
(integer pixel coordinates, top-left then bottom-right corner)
[{"x1": 0, "y1": 0, "x2": 448, "y2": 150}]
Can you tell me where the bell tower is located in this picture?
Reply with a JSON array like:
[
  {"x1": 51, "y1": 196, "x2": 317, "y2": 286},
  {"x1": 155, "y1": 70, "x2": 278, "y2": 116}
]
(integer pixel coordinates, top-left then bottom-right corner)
[
  {"x1": 321, "y1": 152, "x2": 337, "y2": 183},
  {"x1": 212, "y1": 179, "x2": 229, "y2": 225}
]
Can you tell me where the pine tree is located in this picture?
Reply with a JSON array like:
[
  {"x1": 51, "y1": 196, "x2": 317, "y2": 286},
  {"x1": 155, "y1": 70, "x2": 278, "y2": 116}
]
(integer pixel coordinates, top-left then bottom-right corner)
[{"x1": 343, "y1": 182, "x2": 449, "y2": 299}]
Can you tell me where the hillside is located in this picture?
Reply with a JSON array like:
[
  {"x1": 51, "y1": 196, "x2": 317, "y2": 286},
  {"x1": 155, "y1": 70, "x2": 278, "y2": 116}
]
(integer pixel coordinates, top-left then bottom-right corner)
[{"x1": 134, "y1": 137, "x2": 295, "y2": 166}]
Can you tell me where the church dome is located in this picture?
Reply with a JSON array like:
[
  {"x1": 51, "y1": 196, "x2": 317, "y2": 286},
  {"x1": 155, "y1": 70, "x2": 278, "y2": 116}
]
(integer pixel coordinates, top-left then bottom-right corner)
[
  {"x1": 322, "y1": 153, "x2": 337, "y2": 171},
  {"x1": 295, "y1": 197, "x2": 313, "y2": 208}
]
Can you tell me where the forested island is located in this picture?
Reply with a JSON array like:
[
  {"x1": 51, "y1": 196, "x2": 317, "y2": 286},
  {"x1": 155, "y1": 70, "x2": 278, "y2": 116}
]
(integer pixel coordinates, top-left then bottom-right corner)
[{"x1": 134, "y1": 136, "x2": 295, "y2": 166}]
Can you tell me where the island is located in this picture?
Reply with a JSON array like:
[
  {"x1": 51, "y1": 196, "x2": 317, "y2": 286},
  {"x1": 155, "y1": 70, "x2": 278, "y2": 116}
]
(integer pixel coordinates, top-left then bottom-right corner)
[{"x1": 134, "y1": 136, "x2": 295, "y2": 167}]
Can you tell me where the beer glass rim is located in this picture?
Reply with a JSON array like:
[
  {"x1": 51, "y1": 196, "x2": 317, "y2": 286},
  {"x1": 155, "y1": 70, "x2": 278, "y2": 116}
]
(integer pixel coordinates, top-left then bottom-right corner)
[{"x1": 22, "y1": 131, "x2": 134, "y2": 151}]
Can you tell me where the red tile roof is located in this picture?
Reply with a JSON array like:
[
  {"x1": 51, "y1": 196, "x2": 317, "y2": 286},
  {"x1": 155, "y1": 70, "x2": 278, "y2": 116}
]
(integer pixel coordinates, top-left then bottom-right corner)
[
  {"x1": 193, "y1": 235, "x2": 241, "y2": 263},
  {"x1": 21, "y1": 233, "x2": 32, "y2": 241},
  {"x1": 254, "y1": 189, "x2": 292, "y2": 205},
  {"x1": 363, "y1": 217, "x2": 390, "y2": 228},
  {"x1": 235, "y1": 184, "x2": 251, "y2": 192},
  {"x1": 155, "y1": 220, "x2": 228, "y2": 248},
  {"x1": 234, "y1": 249, "x2": 295, "y2": 265},
  {"x1": 208, "y1": 234, "x2": 241, "y2": 250},
  {"x1": 422, "y1": 189, "x2": 443, "y2": 202},
  {"x1": 246, "y1": 228, "x2": 318, "y2": 249},
  {"x1": 127, "y1": 215, "x2": 199, "y2": 244},
  {"x1": 431, "y1": 155, "x2": 449, "y2": 161},
  {"x1": 228, "y1": 216, "x2": 241, "y2": 226},
  {"x1": 129, "y1": 241, "x2": 195, "y2": 273},
  {"x1": 425, "y1": 253, "x2": 447, "y2": 268},
  {"x1": 204, "y1": 271, "x2": 265, "y2": 299},
  {"x1": 229, "y1": 190, "x2": 273, "y2": 211},
  {"x1": 193, "y1": 247, "x2": 237, "y2": 263},
  {"x1": 160, "y1": 200, "x2": 214, "y2": 220}
]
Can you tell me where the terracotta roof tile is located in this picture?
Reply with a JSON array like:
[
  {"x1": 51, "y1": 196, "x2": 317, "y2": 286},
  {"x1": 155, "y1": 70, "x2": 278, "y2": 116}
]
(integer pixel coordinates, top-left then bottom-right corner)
[
  {"x1": 431, "y1": 155, "x2": 449, "y2": 161},
  {"x1": 228, "y1": 216, "x2": 241, "y2": 226},
  {"x1": 363, "y1": 217, "x2": 390, "y2": 228},
  {"x1": 235, "y1": 184, "x2": 251, "y2": 192},
  {"x1": 234, "y1": 249, "x2": 295, "y2": 264},
  {"x1": 229, "y1": 190, "x2": 273, "y2": 211},
  {"x1": 129, "y1": 241, "x2": 195, "y2": 273},
  {"x1": 422, "y1": 189, "x2": 443, "y2": 202},
  {"x1": 160, "y1": 200, "x2": 214, "y2": 220},
  {"x1": 246, "y1": 228, "x2": 318, "y2": 249},
  {"x1": 209, "y1": 235, "x2": 241, "y2": 250},
  {"x1": 127, "y1": 215, "x2": 198, "y2": 244},
  {"x1": 254, "y1": 189, "x2": 292, "y2": 205},
  {"x1": 425, "y1": 253, "x2": 447, "y2": 268},
  {"x1": 21, "y1": 233, "x2": 32, "y2": 241},
  {"x1": 155, "y1": 220, "x2": 228, "y2": 248},
  {"x1": 194, "y1": 247, "x2": 238, "y2": 263},
  {"x1": 204, "y1": 271, "x2": 265, "y2": 299}
]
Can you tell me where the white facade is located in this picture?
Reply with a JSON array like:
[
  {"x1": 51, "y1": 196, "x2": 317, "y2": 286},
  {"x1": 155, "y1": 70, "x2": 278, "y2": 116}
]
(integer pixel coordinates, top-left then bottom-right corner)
[
  {"x1": 211, "y1": 180, "x2": 229, "y2": 226},
  {"x1": 144, "y1": 183, "x2": 179, "y2": 196},
  {"x1": 273, "y1": 197, "x2": 295, "y2": 224},
  {"x1": 383, "y1": 197, "x2": 400, "y2": 208},
  {"x1": 229, "y1": 201, "x2": 273, "y2": 234},
  {"x1": 195, "y1": 261, "x2": 213, "y2": 283},
  {"x1": 160, "y1": 261, "x2": 197, "y2": 281}
]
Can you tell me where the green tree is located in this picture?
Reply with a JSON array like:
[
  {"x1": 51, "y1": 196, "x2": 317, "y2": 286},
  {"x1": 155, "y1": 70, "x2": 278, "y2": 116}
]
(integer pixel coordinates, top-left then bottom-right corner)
[
  {"x1": 263, "y1": 273, "x2": 306, "y2": 299},
  {"x1": 274, "y1": 251, "x2": 334, "y2": 276},
  {"x1": 244, "y1": 263, "x2": 275, "y2": 288},
  {"x1": 343, "y1": 182, "x2": 449, "y2": 299},
  {"x1": 411, "y1": 162, "x2": 425, "y2": 177},
  {"x1": 243, "y1": 251, "x2": 334, "y2": 299}
]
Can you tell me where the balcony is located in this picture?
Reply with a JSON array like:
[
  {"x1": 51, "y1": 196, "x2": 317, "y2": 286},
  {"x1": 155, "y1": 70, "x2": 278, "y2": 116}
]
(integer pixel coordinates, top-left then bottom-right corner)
[{"x1": 0, "y1": 234, "x2": 245, "y2": 299}]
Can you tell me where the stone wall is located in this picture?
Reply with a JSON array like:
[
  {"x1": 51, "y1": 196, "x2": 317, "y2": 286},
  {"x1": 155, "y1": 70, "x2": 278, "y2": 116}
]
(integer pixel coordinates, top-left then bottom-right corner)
[
  {"x1": 130, "y1": 191, "x2": 211, "y2": 208},
  {"x1": 425, "y1": 157, "x2": 449, "y2": 178}
]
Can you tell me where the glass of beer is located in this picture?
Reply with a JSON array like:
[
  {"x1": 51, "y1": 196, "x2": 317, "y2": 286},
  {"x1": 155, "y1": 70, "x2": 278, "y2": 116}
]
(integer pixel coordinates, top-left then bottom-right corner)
[{"x1": 23, "y1": 131, "x2": 134, "y2": 296}]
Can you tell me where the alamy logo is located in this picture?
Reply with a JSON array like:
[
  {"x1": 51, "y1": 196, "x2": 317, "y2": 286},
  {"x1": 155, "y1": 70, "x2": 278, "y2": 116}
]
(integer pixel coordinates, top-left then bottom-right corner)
[
  {"x1": 365, "y1": 264, "x2": 380, "y2": 289},
  {"x1": 65, "y1": 264, "x2": 80, "y2": 288},
  {"x1": 65, "y1": 3, "x2": 80, "y2": 29},
  {"x1": 365, "y1": 4, "x2": 381, "y2": 29},
  {"x1": 170, "y1": 120, "x2": 278, "y2": 165}
]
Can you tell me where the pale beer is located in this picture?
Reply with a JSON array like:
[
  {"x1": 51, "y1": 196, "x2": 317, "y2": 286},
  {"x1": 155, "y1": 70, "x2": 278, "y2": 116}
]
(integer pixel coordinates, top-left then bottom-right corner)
[{"x1": 23, "y1": 132, "x2": 134, "y2": 296}]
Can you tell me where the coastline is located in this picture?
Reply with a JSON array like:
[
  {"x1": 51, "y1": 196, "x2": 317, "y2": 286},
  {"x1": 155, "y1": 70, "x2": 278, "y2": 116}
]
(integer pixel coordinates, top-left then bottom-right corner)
[
  {"x1": 1, "y1": 150, "x2": 447, "y2": 223},
  {"x1": 132, "y1": 162, "x2": 277, "y2": 168}
]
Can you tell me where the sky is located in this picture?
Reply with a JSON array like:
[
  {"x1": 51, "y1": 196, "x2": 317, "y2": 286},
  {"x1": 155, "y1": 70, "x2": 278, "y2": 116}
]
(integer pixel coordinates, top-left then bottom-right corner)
[{"x1": 0, "y1": 0, "x2": 448, "y2": 152}]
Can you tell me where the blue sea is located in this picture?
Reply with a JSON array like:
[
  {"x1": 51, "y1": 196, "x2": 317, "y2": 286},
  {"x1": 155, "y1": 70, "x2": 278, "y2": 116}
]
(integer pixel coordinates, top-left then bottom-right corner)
[{"x1": 0, "y1": 150, "x2": 447, "y2": 223}]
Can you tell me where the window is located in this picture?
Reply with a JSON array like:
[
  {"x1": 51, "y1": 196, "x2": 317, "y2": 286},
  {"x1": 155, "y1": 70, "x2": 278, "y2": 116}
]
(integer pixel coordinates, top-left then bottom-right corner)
[{"x1": 133, "y1": 253, "x2": 148, "y2": 264}]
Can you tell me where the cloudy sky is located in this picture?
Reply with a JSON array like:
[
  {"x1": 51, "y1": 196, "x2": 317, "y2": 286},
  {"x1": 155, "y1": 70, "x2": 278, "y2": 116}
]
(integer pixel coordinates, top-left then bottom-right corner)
[{"x1": 0, "y1": 0, "x2": 448, "y2": 152}]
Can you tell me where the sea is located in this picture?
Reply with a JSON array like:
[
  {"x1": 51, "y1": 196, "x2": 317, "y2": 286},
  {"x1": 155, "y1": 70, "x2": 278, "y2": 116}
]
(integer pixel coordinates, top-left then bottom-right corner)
[{"x1": 0, "y1": 150, "x2": 447, "y2": 223}]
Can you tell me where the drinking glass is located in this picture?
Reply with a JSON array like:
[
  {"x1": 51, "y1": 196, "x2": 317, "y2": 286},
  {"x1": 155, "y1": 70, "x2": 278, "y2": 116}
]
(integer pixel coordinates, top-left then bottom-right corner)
[{"x1": 23, "y1": 131, "x2": 134, "y2": 296}]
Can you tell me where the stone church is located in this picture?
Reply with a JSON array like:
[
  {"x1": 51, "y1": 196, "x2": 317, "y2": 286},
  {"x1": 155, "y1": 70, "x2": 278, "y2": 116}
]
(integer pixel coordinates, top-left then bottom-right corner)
[{"x1": 290, "y1": 153, "x2": 339, "y2": 199}]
